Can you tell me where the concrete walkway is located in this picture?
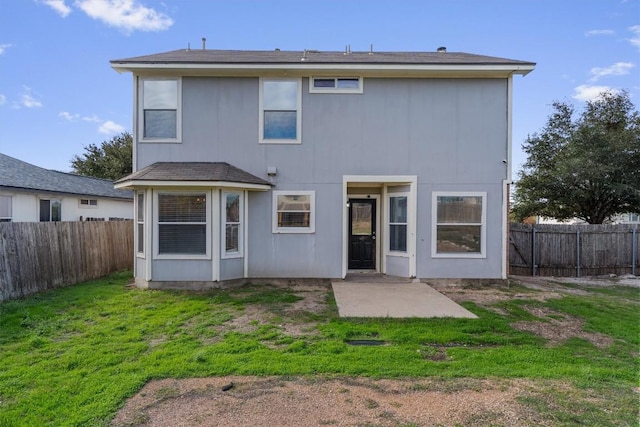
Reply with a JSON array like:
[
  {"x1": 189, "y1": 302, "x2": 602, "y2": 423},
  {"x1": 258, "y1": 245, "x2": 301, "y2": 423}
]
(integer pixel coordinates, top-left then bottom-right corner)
[{"x1": 331, "y1": 280, "x2": 478, "y2": 319}]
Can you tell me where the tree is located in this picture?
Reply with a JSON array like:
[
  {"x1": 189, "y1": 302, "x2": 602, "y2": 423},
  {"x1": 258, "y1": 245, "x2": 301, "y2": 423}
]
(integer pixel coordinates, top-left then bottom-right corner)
[
  {"x1": 71, "y1": 132, "x2": 133, "y2": 181},
  {"x1": 512, "y1": 91, "x2": 640, "y2": 224}
]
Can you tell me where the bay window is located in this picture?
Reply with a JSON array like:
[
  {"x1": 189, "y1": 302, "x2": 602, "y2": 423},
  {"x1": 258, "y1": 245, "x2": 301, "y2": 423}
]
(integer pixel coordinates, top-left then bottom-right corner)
[
  {"x1": 223, "y1": 192, "x2": 243, "y2": 257},
  {"x1": 157, "y1": 193, "x2": 207, "y2": 255}
]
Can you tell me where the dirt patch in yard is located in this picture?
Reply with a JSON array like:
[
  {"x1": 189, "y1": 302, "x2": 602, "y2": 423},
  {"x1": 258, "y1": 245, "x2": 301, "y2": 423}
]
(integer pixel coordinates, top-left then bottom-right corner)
[
  {"x1": 111, "y1": 376, "x2": 550, "y2": 427},
  {"x1": 510, "y1": 306, "x2": 613, "y2": 348}
]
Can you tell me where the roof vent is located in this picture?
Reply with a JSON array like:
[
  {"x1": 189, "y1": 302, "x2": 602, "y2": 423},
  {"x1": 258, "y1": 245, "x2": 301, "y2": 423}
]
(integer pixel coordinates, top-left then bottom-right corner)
[
  {"x1": 437, "y1": 46, "x2": 447, "y2": 53},
  {"x1": 202, "y1": 37, "x2": 206, "y2": 50}
]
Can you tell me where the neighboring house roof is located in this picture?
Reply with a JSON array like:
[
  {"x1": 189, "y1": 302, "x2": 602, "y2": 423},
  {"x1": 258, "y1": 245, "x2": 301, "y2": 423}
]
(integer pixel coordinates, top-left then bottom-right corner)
[
  {"x1": 0, "y1": 153, "x2": 133, "y2": 200},
  {"x1": 115, "y1": 162, "x2": 272, "y2": 190},
  {"x1": 111, "y1": 48, "x2": 535, "y2": 77}
]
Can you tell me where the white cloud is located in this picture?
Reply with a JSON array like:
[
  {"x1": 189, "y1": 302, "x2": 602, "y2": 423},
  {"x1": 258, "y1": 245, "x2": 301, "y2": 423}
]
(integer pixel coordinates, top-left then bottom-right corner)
[
  {"x1": 0, "y1": 43, "x2": 12, "y2": 55},
  {"x1": 40, "y1": 0, "x2": 72, "y2": 17},
  {"x1": 585, "y1": 29, "x2": 615, "y2": 37},
  {"x1": 589, "y1": 62, "x2": 635, "y2": 82},
  {"x1": 98, "y1": 120, "x2": 125, "y2": 134},
  {"x1": 82, "y1": 114, "x2": 102, "y2": 123},
  {"x1": 20, "y1": 87, "x2": 43, "y2": 108},
  {"x1": 573, "y1": 85, "x2": 619, "y2": 102},
  {"x1": 629, "y1": 25, "x2": 640, "y2": 50},
  {"x1": 75, "y1": 0, "x2": 173, "y2": 33},
  {"x1": 59, "y1": 111, "x2": 80, "y2": 121},
  {"x1": 0, "y1": 94, "x2": 6, "y2": 105}
]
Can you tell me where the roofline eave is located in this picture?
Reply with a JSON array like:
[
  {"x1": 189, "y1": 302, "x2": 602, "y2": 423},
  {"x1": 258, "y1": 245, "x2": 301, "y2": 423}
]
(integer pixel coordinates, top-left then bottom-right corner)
[
  {"x1": 110, "y1": 62, "x2": 536, "y2": 77},
  {"x1": 114, "y1": 180, "x2": 272, "y2": 191}
]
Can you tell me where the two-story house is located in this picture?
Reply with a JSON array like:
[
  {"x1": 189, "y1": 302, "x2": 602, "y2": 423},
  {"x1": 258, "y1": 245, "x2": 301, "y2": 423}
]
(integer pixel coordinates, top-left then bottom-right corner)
[{"x1": 112, "y1": 47, "x2": 535, "y2": 288}]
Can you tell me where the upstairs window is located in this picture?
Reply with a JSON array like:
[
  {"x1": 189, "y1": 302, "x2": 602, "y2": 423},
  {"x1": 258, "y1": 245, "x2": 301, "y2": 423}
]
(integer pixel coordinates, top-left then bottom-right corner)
[
  {"x1": 310, "y1": 77, "x2": 363, "y2": 94},
  {"x1": 140, "y1": 78, "x2": 181, "y2": 142},
  {"x1": 259, "y1": 78, "x2": 301, "y2": 143}
]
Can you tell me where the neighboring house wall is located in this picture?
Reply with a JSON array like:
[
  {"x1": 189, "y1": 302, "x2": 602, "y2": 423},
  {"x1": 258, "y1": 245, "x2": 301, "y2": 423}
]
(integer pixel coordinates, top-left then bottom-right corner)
[
  {"x1": 134, "y1": 77, "x2": 510, "y2": 279},
  {"x1": 0, "y1": 191, "x2": 132, "y2": 222}
]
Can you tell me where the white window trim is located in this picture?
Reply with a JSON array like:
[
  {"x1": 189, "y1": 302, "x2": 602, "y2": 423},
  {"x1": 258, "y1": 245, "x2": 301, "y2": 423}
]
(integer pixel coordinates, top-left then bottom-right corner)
[
  {"x1": 153, "y1": 191, "x2": 210, "y2": 260},
  {"x1": 136, "y1": 192, "x2": 145, "y2": 258},
  {"x1": 259, "y1": 77, "x2": 302, "y2": 144},
  {"x1": 221, "y1": 191, "x2": 243, "y2": 259},
  {"x1": 309, "y1": 77, "x2": 363, "y2": 94},
  {"x1": 387, "y1": 192, "x2": 409, "y2": 256},
  {"x1": 432, "y1": 191, "x2": 487, "y2": 259},
  {"x1": 138, "y1": 77, "x2": 182, "y2": 143},
  {"x1": 272, "y1": 190, "x2": 315, "y2": 233}
]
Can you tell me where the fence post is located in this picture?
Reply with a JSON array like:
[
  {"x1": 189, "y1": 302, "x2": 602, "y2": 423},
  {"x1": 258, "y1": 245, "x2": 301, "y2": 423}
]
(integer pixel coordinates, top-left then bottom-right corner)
[
  {"x1": 532, "y1": 227, "x2": 537, "y2": 277},
  {"x1": 576, "y1": 229, "x2": 581, "y2": 277},
  {"x1": 633, "y1": 227, "x2": 637, "y2": 276}
]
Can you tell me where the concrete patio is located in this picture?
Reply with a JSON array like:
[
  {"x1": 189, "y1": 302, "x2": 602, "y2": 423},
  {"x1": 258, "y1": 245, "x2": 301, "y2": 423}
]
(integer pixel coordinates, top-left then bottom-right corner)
[{"x1": 331, "y1": 274, "x2": 478, "y2": 318}]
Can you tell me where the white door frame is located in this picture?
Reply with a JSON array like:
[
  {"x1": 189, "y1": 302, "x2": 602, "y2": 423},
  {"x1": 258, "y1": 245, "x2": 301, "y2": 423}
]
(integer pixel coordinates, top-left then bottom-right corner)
[{"x1": 342, "y1": 175, "x2": 417, "y2": 279}]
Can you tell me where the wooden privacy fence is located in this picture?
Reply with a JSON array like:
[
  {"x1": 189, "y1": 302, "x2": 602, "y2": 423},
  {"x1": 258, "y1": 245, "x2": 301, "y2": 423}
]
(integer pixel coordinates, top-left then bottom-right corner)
[
  {"x1": 510, "y1": 223, "x2": 639, "y2": 277},
  {"x1": 0, "y1": 221, "x2": 133, "y2": 301}
]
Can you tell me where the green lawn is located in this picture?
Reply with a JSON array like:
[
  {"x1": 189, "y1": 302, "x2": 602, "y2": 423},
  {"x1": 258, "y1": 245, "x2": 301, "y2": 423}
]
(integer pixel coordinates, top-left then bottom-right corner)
[{"x1": 0, "y1": 271, "x2": 637, "y2": 426}]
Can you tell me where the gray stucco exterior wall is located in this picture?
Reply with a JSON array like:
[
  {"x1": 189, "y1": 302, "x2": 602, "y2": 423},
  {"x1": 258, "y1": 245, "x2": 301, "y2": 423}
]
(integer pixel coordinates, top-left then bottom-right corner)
[{"x1": 136, "y1": 76, "x2": 510, "y2": 280}]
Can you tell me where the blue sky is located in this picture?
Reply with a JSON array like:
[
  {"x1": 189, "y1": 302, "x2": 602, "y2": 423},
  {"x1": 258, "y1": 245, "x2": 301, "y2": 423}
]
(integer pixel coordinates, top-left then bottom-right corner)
[{"x1": 1, "y1": 0, "x2": 638, "y2": 176}]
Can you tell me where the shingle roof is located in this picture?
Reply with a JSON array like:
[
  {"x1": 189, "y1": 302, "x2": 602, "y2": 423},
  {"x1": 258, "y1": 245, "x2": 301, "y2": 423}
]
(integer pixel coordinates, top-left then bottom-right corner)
[
  {"x1": 111, "y1": 49, "x2": 535, "y2": 67},
  {"x1": 115, "y1": 162, "x2": 271, "y2": 186},
  {"x1": 0, "y1": 153, "x2": 133, "y2": 199}
]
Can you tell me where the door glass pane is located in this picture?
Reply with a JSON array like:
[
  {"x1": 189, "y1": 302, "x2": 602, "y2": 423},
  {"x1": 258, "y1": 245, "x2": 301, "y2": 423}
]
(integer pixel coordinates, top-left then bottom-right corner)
[
  {"x1": 352, "y1": 203, "x2": 372, "y2": 235},
  {"x1": 51, "y1": 200, "x2": 61, "y2": 222},
  {"x1": 40, "y1": 200, "x2": 50, "y2": 222}
]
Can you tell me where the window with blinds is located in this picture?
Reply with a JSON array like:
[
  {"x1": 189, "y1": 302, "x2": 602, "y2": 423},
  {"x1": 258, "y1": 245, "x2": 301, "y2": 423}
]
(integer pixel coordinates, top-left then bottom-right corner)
[{"x1": 158, "y1": 193, "x2": 207, "y2": 255}]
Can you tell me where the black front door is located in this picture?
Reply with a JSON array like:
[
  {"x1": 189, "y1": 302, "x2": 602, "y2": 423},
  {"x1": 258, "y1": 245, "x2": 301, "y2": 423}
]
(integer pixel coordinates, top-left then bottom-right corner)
[{"x1": 348, "y1": 199, "x2": 376, "y2": 270}]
